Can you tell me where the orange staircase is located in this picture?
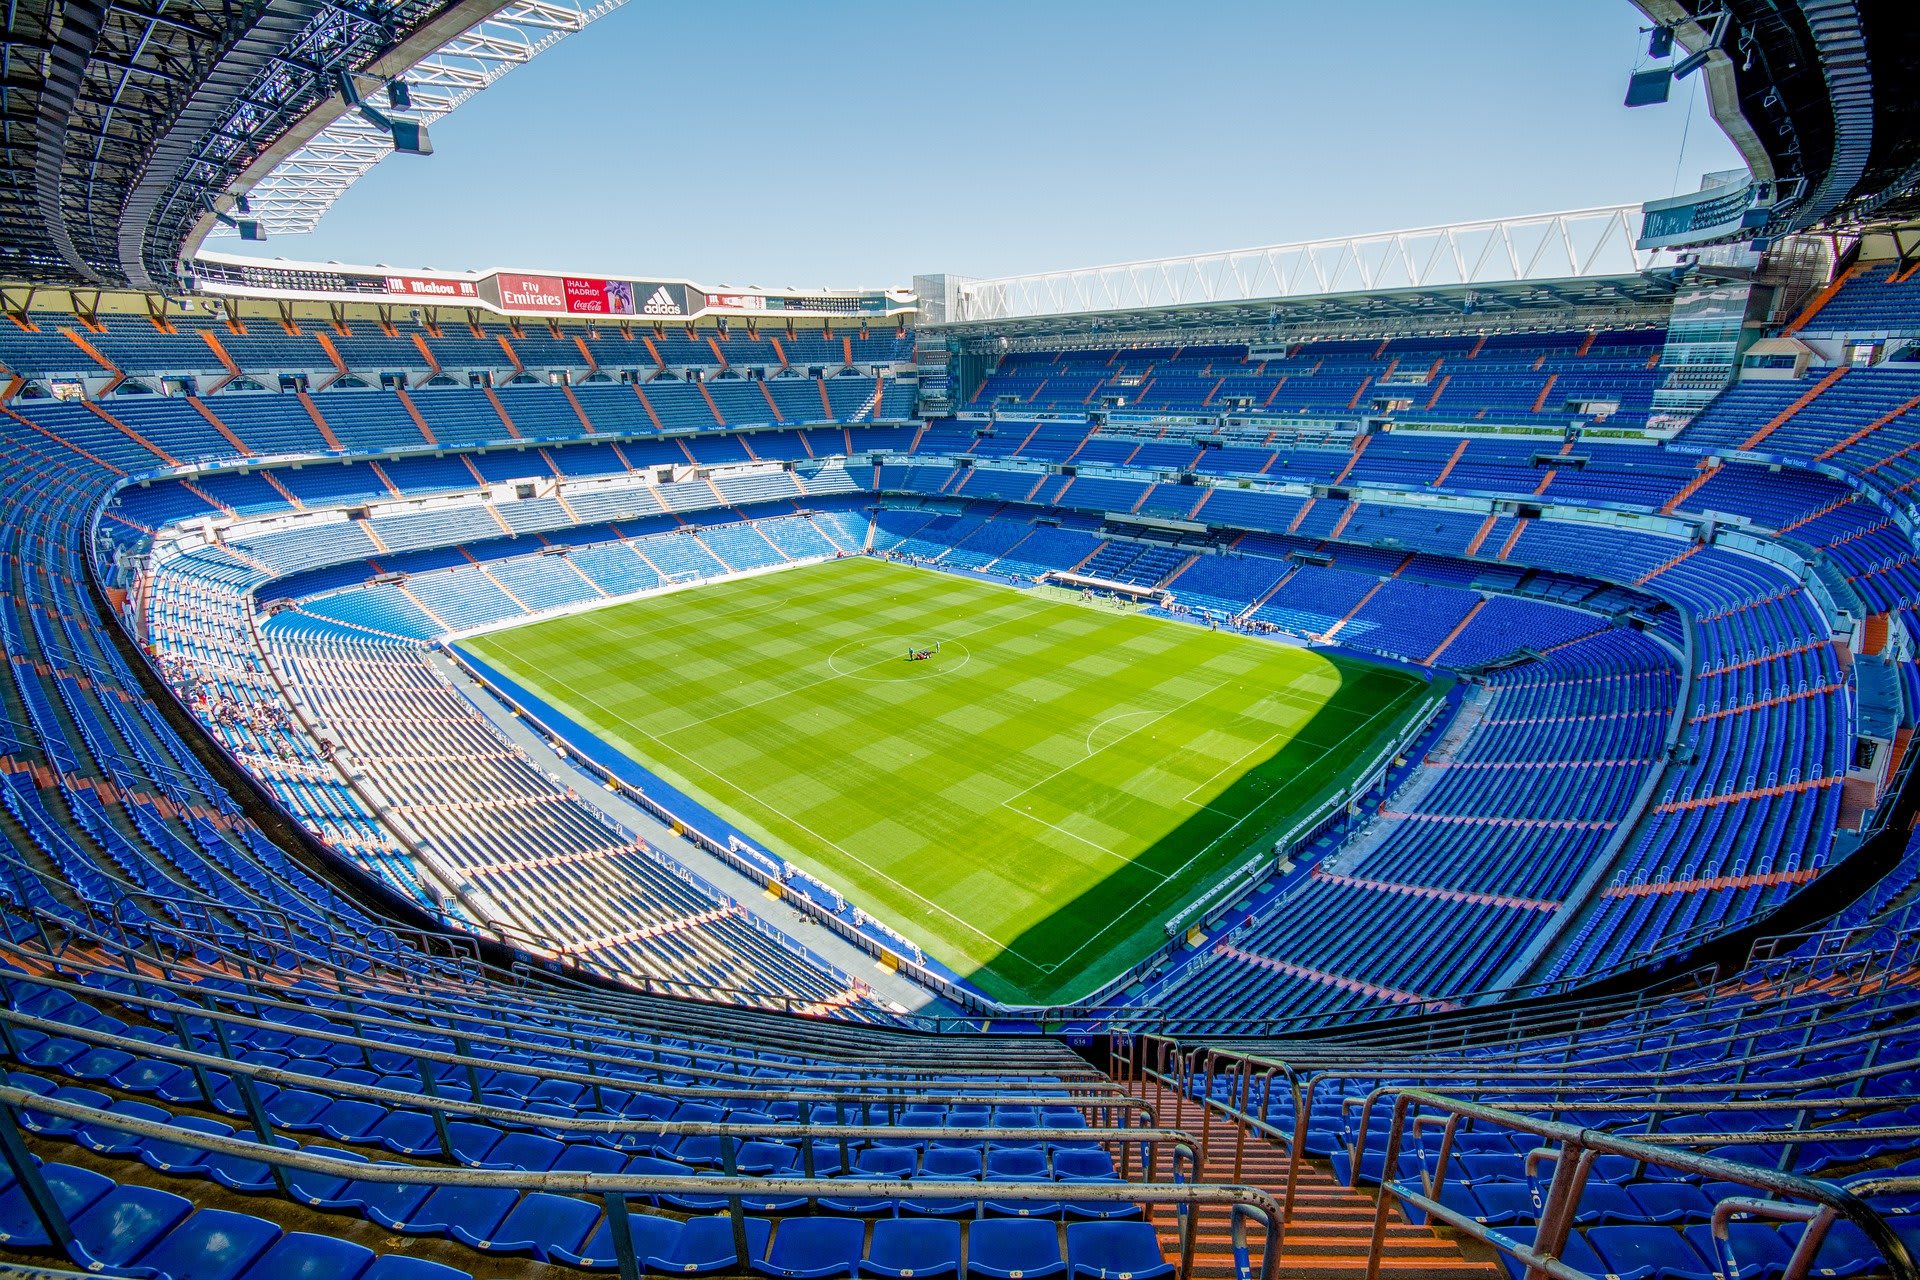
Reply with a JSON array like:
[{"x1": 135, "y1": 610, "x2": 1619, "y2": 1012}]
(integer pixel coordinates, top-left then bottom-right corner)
[
  {"x1": 1659, "y1": 460, "x2": 1720, "y2": 514},
  {"x1": 1423, "y1": 597, "x2": 1487, "y2": 666},
  {"x1": 1431, "y1": 439, "x2": 1468, "y2": 487},
  {"x1": 697, "y1": 379, "x2": 726, "y2": 426},
  {"x1": 86, "y1": 400, "x2": 177, "y2": 465},
  {"x1": 758, "y1": 381, "x2": 786, "y2": 423},
  {"x1": 1464, "y1": 515, "x2": 1498, "y2": 558},
  {"x1": 1633, "y1": 543, "x2": 1702, "y2": 586},
  {"x1": 368, "y1": 461, "x2": 405, "y2": 499},
  {"x1": 294, "y1": 389, "x2": 344, "y2": 450},
  {"x1": 1332, "y1": 435, "x2": 1370, "y2": 484},
  {"x1": 396, "y1": 584, "x2": 449, "y2": 632},
  {"x1": 1530, "y1": 373, "x2": 1559, "y2": 413},
  {"x1": 1327, "y1": 502, "x2": 1357, "y2": 540},
  {"x1": 1124, "y1": 1078, "x2": 1494, "y2": 1280},
  {"x1": 1323, "y1": 580, "x2": 1384, "y2": 641},
  {"x1": 412, "y1": 333, "x2": 443, "y2": 376},
  {"x1": 1815, "y1": 395, "x2": 1920, "y2": 461},
  {"x1": 1495, "y1": 519, "x2": 1528, "y2": 562},
  {"x1": 482, "y1": 385, "x2": 523, "y2": 439},
  {"x1": 459, "y1": 547, "x2": 529, "y2": 610},
  {"x1": 63, "y1": 328, "x2": 126, "y2": 393},
  {"x1": 560, "y1": 383, "x2": 597, "y2": 435},
  {"x1": 1862, "y1": 613, "x2": 1890, "y2": 656},
  {"x1": 1784, "y1": 265, "x2": 1859, "y2": 335},
  {"x1": 1737, "y1": 366, "x2": 1847, "y2": 451},
  {"x1": 199, "y1": 331, "x2": 244, "y2": 392},
  {"x1": 186, "y1": 395, "x2": 252, "y2": 455},
  {"x1": 313, "y1": 332, "x2": 350, "y2": 384},
  {"x1": 631, "y1": 383, "x2": 665, "y2": 431},
  {"x1": 393, "y1": 388, "x2": 439, "y2": 445}
]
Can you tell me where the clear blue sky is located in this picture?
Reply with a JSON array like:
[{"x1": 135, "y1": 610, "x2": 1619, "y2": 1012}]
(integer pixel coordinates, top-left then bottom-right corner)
[{"x1": 261, "y1": 1, "x2": 1739, "y2": 288}]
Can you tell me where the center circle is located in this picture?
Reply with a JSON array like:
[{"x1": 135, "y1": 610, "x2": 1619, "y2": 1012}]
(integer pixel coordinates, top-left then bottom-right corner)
[{"x1": 827, "y1": 637, "x2": 972, "y2": 682}]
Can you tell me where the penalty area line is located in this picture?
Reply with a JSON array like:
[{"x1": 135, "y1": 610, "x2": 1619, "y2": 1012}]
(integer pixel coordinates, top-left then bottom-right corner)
[
  {"x1": 528, "y1": 667, "x2": 1055, "y2": 971},
  {"x1": 1040, "y1": 680, "x2": 1428, "y2": 979}
]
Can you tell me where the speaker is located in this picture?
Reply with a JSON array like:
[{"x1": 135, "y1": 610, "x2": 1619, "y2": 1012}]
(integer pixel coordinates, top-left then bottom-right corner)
[{"x1": 1625, "y1": 67, "x2": 1672, "y2": 107}]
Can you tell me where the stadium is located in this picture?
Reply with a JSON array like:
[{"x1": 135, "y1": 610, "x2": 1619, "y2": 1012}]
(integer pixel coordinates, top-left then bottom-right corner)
[{"x1": 3, "y1": 0, "x2": 1920, "y2": 1276}]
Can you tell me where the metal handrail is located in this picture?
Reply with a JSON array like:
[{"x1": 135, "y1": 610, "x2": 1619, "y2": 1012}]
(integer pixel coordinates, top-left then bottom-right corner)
[
  {"x1": 1177, "y1": 933, "x2": 1920, "y2": 1083},
  {"x1": 1129, "y1": 979, "x2": 1920, "y2": 1215},
  {"x1": 0, "y1": 1003, "x2": 1187, "y2": 1188},
  {"x1": 0, "y1": 954, "x2": 1109, "y2": 1098},
  {"x1": 1362, "y1": 1091, "x2": 1917, "y2": 1280},
  {"x1": 0, "y1": 1085, "x2": 1284, "y2": 1280},
  {"x1": 1183, "y1": 904, "x2": 1919, "y2": 1047},
  {"x1": 1269, "y1": 1001, "x2": 1920, "y2": 1101},
  {"x1": 0, "y1": 880, "x2": 1081, "y2": 1069}
]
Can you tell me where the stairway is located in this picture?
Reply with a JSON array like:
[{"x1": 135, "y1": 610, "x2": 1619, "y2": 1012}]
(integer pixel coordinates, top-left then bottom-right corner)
[
  {"x1": 1122, "y1": 1077, "x2": 1497, "y2": 1279},
  {"x1": 1736, "y1": 366, "x2": 1847, "y2": 452}
]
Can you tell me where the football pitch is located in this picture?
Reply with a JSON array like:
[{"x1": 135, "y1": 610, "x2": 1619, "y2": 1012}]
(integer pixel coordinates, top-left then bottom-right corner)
[{"x1": 461, "y1": 556, "x2": 1429, "y2": 1004}]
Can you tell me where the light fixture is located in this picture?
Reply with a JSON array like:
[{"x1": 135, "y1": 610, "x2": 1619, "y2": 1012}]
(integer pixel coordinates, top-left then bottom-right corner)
[{"x1": 339, "y1": 72, "x2": 433, "y2": 155}]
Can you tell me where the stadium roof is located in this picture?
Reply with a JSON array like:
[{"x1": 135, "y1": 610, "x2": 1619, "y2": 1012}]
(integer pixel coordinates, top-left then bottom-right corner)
[
  {"x1": 920, "y1": 206, "x2": 1690, "y2": 346},
  {"x1": 0, "y1": 0, "x2": 615, "y2": 293},
  {"x1": 1632, "y1": 0, "x2": 1920, "y2": 237},
  {"x1": 198, "y1": 0, "x2": 626, "y2": 241}
]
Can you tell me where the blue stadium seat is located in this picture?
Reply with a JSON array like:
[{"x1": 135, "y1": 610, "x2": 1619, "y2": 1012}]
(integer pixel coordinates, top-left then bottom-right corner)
[
  {"x1": 235, "y1": 1232, "x2": 376, "y2": 1280},
  {"x1": 1066, "y1": 1221, "x2": 1175, "y2": 1280},
  {"x1": 127, "y1": 1208, "x2": 281, "y2": 1280},
  {"x1": 751, "y1": 1216, "x2": 866, "y2": 1279},
  {"x1": 864, "y1": 1218, "x2": 963, "y2": 1279},
  {"x1": 969, "y1": 1219, "x2": 1067, "y2": 1280}
]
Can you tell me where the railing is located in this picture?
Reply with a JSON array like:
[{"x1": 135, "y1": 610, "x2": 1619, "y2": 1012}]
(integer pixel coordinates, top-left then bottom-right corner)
[
  {"x1": 0, "y1": 999, "x2": 1169, "y2": 1173},
  {"x1": 1115, "y1": 1035, "x2": 1313, "y2": 1213},
  {"x1": 0, "y1": 954, "x2": 1114, "y2": 1098},
  {"x1": 1146, "y1": 873, "x2": 1920, "y2": 1042},
  {"x1": 0, "y1": 1086, "x2": 1285, "y2": 1280},
  {"x1": 1115, "y1": 910, "x2": 1920, "y2": 1213},
  {"x1": 0, "y1": 913, "x2": 1098, "y2": 1084},
  {"x1": 1365, "y1": 1092, "x2": 1916, "y2": 1280},
  {"x1": 0, "y1": 840, "x2": 1006, "y2": 1053}
]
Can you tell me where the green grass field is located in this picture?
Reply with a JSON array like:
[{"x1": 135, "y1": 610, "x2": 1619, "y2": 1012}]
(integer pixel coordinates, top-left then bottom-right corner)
[{"x1": 461, "y1": 556, "x2": 1428, "y2": 1004}]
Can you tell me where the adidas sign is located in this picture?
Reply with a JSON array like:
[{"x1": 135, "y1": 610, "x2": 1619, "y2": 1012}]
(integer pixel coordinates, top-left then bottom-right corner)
[{"x1": 641, "y1": 286, "x2": 681, "y2": 316}]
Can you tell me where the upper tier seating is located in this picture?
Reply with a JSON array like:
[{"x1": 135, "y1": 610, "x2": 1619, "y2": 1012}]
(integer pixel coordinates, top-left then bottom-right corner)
[
  {"x1": 1791, "y1": 260, "x2": 1920, "y2": 337},
  {"x1": 0, "y1": 312, "x2": 916, "y2": 381},
  {"x1": 970, "y1": 330, "x2": 1665, "y2": 432}
]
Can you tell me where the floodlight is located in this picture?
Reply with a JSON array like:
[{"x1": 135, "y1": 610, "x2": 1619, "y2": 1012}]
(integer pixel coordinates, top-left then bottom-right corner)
[
  {"x1": 1673, "y1": 47, "x2": 1712, "y2": 79},
  {"x1": 338, "y1": 72, "x2": 433, "y2": 155}
]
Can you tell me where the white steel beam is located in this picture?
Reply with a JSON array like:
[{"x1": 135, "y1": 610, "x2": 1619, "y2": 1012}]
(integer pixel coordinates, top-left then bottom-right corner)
[
  {"x1": 209, "y1": 0, "x2": 628, "y2": 238},
  {"x1": 950, "y1": 206, "x2": 1666, "y2": 323}
]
